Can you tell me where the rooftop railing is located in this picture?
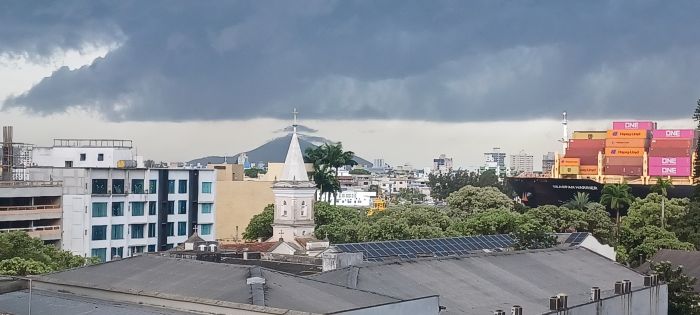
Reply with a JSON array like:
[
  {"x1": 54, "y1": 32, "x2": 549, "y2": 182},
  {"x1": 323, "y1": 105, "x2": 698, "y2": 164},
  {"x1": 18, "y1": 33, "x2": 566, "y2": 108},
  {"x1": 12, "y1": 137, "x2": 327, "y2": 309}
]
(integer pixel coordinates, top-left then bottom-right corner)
[
  {"x1": 53, "y1": 139, "x2": 133, "y2": 148},
  {"x1": 0, "y1": 181, "x2": 62, "y2": 188},
  {"x1": 0, "y1": 225, "x2": 61, "y2": 233},
  {"x1": 0, "y1": 204, "x2": 61, "y2": 212}
]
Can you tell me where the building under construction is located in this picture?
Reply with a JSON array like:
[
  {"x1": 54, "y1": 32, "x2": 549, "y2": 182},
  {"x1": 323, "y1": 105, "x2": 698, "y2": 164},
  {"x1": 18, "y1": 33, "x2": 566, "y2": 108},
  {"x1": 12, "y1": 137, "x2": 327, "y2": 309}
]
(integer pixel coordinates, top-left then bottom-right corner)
[{"x1": 0, "y1": 126, "x2": 63, "y2": 246}]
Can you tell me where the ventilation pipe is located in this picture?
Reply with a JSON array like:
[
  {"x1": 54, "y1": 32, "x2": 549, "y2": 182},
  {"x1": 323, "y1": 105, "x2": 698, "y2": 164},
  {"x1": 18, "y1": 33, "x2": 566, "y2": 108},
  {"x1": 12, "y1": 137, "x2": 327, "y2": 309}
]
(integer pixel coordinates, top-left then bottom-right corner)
[
  {"x1": 511, "y1": 305, "x2": 522, "y2": 315},
  {"x1": 591, "y1": 287, "x2": 601, "y2": 301}
]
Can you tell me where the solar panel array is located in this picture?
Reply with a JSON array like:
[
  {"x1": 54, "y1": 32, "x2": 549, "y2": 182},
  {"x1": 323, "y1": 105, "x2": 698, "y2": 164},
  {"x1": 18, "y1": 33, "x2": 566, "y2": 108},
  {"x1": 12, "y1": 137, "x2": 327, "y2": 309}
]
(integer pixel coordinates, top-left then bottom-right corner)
[
  {"x1": 562, "y1": 232, "x2": 589, "y2": 246},
  {"x1": 335, "y1": 234, "x2": 516, "y2": 261}
]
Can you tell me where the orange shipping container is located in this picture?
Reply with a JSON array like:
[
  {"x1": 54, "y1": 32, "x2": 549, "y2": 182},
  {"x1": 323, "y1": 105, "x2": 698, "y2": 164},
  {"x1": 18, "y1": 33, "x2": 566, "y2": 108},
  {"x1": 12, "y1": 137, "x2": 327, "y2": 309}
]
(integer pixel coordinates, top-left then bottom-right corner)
[
  {"x1": 579, "y1": 165, "x2": 598, "y2": 175},
  {"x1": 605, "y1": 138, "x2": 648, "y2": 148},
  {"x1": 605, "y1": 147, "x2": 646, "y2": 156},
  {"x1": 606, "y1": 129, "x2": 648, "y2": 139},
  {"x1": 560, "y1": 158, "x2": 581, "y2": 166},
  {"x1": 560, "y1": 166, "x2": 579, "y2": 175}
]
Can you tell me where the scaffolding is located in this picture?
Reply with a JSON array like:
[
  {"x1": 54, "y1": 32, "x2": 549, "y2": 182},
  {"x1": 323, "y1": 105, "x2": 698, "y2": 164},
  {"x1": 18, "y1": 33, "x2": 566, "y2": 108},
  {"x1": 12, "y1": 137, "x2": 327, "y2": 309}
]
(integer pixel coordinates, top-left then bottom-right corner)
[{"x1": 1, "y1": 126, "x2": 34, "y2": 181}]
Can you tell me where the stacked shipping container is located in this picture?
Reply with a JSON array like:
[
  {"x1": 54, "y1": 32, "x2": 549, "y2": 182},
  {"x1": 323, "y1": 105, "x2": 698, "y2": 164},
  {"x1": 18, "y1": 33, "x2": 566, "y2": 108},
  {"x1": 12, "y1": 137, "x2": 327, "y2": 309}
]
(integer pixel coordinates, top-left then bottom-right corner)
[
  {"x1": 563, "y1": 131, "x2": 606, "y2": 175},
  {"x1": 604, "y1": 123, "x2": 653, "y2": 176},
  {"x1": 649, "y1": 129, "x2": 696, "y2": 177}
]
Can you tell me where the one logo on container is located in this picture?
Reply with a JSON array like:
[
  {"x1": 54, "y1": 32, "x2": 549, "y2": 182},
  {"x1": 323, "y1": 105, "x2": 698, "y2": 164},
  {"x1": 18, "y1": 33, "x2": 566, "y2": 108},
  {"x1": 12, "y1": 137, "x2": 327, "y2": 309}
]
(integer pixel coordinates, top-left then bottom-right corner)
[
  {"x1": 662, "y1": 158, "x2": 677, "y2": 165},
  {"x1": 665, "y1": 130, "x2": 681, "y2": 137},
  {"x1": 662, "y1": 167, "x2": 677, "y2": 175},
  {"x1": 625, "y1": 122, "x2": 639, "y2": 129}
]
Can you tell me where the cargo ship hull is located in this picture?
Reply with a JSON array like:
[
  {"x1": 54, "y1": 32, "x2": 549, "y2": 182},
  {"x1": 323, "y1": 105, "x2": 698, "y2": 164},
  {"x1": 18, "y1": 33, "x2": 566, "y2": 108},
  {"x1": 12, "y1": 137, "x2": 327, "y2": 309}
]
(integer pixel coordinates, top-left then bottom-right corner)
[{"x1": 508, "y1": 177, "x2": 695, "y2": 207}]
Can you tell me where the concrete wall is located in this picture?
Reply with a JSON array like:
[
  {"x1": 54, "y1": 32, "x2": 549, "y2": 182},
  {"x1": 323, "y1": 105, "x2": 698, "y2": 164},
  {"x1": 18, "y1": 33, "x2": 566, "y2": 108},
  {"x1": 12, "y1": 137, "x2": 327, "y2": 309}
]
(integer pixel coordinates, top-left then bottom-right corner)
[
  {"x1": 215, "y1": 180, "x2": 274, "y2": 241},
  {"x1": 33, "y1": 147, "x2": 134, "y2": 168},
  {"x1": 543, "y1": 285, "x2": 667, "y2": 315},
  {"x1": 332, "y1": 296, "x2": 439, "y2": 315}
]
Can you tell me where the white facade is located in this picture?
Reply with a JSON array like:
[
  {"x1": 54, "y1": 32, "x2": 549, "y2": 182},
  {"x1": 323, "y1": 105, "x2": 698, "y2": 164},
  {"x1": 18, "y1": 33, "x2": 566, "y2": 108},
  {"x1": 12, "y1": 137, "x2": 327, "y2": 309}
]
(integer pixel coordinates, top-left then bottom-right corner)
[
  {"x1": 28, "y1": 166, "x2": 216, "y2": 262},
  {"x1": 32, "y1": 145, "x2": 141, "y2": 168},
  {"x1": 431, "y1": 154, "x2": 453, "y2": 174},
  {"x1": 335, "y1": 190, "x2": 377, "y2": 207},
  {"x1": 509, "y1": 150, "x2": 534, "y2": 175}
]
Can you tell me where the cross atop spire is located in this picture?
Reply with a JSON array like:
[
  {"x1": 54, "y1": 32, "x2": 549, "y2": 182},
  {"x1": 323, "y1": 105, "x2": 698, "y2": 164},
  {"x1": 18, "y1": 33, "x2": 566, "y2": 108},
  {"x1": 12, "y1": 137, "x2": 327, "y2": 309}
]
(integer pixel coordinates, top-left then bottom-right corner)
[{"x1": 292, "y1": 108, "x2": 299, "y2": 133}]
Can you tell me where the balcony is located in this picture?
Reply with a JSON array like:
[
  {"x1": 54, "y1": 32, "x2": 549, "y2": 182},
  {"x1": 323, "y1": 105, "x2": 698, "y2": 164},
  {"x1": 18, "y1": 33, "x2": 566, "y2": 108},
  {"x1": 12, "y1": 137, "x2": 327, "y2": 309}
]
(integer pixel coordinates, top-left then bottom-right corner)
[
  {"x1": 0, "y1": 205, "x2": 62, "y2": 221},
  {"x1": 0, "y1": 225, "x2": 61, "y2": 241}
]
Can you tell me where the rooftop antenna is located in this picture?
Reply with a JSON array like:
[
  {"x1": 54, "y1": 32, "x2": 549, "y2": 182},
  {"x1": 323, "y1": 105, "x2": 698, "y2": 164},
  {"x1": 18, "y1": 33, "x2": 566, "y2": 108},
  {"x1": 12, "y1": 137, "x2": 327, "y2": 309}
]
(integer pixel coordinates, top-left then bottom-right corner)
[
  {"x1": 292, "y1": 108, "x2": 299, "y2": 134},
  {"x1": 558, "y1": 111, "x2": 569, "y2": 154}
]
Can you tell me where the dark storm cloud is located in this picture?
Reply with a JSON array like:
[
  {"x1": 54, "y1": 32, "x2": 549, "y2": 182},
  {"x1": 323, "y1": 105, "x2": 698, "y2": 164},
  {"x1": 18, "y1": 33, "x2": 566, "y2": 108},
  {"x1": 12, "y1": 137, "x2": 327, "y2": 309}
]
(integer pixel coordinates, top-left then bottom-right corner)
[{"x1": 2, "y1": 0, "x2": 700, "y2": 121}]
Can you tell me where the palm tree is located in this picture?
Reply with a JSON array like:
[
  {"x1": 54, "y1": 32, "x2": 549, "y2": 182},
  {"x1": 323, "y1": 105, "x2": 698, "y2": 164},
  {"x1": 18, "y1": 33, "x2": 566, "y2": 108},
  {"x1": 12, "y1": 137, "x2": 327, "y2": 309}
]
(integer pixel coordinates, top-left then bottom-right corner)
[
  {"x1": 312, "y1": 164, "x2": 339, "y2": 202},
  {"x1": 651, "y1": 177, "x2": 674, "y2": 229},
  {"x1": 304, "y1": 142, "x2": 356, "y2": 204},
  {"x1": 564, "y1": 192, "x2": 592, "y2": 211},
  {"x1": 600, "y1": 183, "x2": 633, "y2": 240}
]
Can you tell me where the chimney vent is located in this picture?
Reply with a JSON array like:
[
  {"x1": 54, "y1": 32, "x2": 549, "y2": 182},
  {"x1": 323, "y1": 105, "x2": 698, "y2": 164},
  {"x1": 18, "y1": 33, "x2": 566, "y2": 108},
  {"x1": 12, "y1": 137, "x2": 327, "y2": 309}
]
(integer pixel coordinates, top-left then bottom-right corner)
[
  {"x1": 591, "y1": 287, "x2": 601, "y2": 301},
  {"x1": 644, "y1": 275, "x2": 653, "y2": 287},
  {"x1": 614, "y1": 281, "x2": 625, "y2": 294},
  {"x1": 493, "y1": 310, "x2": 505, "y2": 315},
  {"x1": 549, "y1": 296, "x2": 561, "y2": 311},
  {"x1": 623, "y1": 279, "x2": 632, "y2": 293},
  {"x1": 557, "y1": 293, "x2": 568, "y2": 309},
  {"x1": 511, "y1": 305, "x2": 523, "y2": 315}
]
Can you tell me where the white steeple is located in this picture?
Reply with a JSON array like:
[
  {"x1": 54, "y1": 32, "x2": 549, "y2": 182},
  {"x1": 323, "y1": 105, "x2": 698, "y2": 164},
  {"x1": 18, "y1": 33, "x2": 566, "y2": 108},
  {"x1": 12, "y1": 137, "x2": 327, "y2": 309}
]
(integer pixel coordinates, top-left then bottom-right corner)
[{"x1": 280, "y1": 108, "x2": 309, "y2": 182}]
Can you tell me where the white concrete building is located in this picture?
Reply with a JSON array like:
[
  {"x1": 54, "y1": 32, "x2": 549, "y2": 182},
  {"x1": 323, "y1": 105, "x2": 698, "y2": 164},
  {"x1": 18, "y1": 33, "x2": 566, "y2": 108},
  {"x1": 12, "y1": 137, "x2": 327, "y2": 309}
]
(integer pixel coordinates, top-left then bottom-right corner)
[
  {"x1": 431, "y1": 154, "x2": 453, "y2": 174},
  {"x1": 26, "y1": 139, "x2": 215, "y2": 262},
  {"x1": 509, "y1": 150, "x2": 534, "y2": 175},
  {"x1": 335, "y1": 190, "x2": 377, "y2": 207}
]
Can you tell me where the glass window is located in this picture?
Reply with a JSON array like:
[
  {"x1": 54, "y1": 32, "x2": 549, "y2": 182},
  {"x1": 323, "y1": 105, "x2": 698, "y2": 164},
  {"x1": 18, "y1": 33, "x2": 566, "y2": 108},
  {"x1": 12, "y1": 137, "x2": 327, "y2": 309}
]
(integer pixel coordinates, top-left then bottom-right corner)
[
  {"x1": 131, "y1": 246, "x2": 145, "y2": 255},
  {"x1": 168, "y1": 180, "x2": 175, "y2": 194},
  {"x1": 80, "y1": 153, "x2": 86, "y2": 161},
  {"x1": 165, "y1": 243, "x2": 174, "y2": 250},
  {"x1": 131, "y1": 224, "x2": 145, "y2": 239},
  {"x1": 149, "y1": 180, "x2": 157, "y2": 194},
  {"x1": 166, "y1": 222, "x2": 174, "y2": 236},
  {"x1": 148, "y1": 201, "x2": 157, "y2": 215},
  {"x1": 112, "y1": 179, "x2": 125, "y2": 194},
  {"x1": 111, "y1": 224, "x2": 124, "y2": 240},
  {"x1": 92, "y1": 179, "x2": 108, "y2": 194},
  {"x1": 200, "y1": 224, "x2": 212, "y2": 236},
  {"x1": 110, "y1": 247, "x2": 123, "y2": 259},
  {"x1": 167, "y1": 201, "x2": 174, "y2": 215},
  {"x1": 148, "y1": 223, "x2": 156, "y2": 238},
  {"x1": 91, "y1": 248, "x2": 107, "y2": 262},
  {"x1": 131, "y1": 202, "x2": 145, "y2": 216},
  {"x1": 112, "y1": 202, "x2": 124, "y2": 216},
  {"x1": 201, "y1": 203, "x2": 212, "y2": 214},
  {"x1": 92, "y1": 225, "x2": 107, "y2": 240},
  {"x1": 178, "y1": 200, "x2": 187, "y2": 214},
  {"x1": 178, "y1": 222, "x2": 187, "y2": 236},
  {"x1": 131, "y1": 179, "x2": 144, "y2": 194},
  {"x1": 178, "y1": 180, "x2": 187, "y2": 194},
  {"x1": 97, "y1": 153, "x2": 104, "y2": 161},
  {"x1": 92, "y1": 202, "x2": 107, "y2": 217},
  {"x1": 147, "y1": 244, "x2": 156, "y2": 252},
  {"x1": 202, "y1": 182, "x2": 212, "y2": 194}
]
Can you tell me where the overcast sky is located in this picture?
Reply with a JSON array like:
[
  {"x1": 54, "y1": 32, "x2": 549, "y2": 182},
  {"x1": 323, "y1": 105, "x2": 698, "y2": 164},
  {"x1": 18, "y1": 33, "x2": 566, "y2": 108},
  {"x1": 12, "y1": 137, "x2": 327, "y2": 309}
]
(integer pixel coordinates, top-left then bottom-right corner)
[{"x1": 1, "y1": 1, "x2": 699, "y2": 169}]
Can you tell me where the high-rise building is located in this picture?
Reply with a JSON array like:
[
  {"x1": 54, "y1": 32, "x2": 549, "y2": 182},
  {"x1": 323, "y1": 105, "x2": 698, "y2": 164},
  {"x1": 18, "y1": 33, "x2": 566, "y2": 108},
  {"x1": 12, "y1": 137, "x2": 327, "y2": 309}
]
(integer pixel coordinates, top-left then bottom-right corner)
[
  {"x1": 542, "y1": 152, "x2": 556, "y2": 174},
  {"x1": 432, "y1": 154, "x2": 453, "y2": 174},
  {"x1": 509, "y1": 150, "x2": 534, "y2": 175},
  {"x1": 482, "y1": 148, "x2": 507, "y2": 179}
]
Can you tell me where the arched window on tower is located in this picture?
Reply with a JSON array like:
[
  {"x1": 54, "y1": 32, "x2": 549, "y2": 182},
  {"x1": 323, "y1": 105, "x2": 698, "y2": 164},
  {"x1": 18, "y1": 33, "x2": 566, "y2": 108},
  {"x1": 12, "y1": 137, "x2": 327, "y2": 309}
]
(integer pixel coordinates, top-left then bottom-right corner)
[
  {"x1": 301, "y1": 201, "x2": 307, "y2": 217},
  {"x1": 282, "y1": 200, "x2": 288, "y2": 216}
]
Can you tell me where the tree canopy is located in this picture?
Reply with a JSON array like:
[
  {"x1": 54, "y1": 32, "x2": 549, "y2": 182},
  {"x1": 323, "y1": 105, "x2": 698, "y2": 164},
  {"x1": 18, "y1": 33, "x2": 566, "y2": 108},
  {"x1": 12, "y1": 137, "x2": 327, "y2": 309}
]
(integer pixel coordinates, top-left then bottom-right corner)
[
  {"x1": 242, "y1": 204, "x2": 274, "y2": 241},
  {"x1": 446, "y1": 185, "x2": 514, "y2": 218},
  {"x1": 0, "y1": 231, "x2": 96, "y2": 276},
  {"x1": 652, "y1": 261, "x2": 700, "y2": 315}
]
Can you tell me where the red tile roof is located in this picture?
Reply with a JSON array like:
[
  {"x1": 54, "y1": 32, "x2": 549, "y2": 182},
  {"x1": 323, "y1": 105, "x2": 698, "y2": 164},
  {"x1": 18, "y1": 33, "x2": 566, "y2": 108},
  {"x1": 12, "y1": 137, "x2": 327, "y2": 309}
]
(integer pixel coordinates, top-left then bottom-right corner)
[{"x1": 219, "y1": 242, "x2": 279, "y2": 253}]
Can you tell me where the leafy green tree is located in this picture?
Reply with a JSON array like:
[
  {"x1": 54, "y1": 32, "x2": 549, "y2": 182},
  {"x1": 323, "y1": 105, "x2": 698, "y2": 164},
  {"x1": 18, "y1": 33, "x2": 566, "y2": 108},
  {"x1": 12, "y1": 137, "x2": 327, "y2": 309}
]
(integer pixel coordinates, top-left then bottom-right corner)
[
  {"x1": 477, "y1": 169, "x2": 500, "y2": 188},
  {"x1": 0, "y1": 231, "x2": 95, "y2": 276},
  {"x1": 511, "y1": 217, "x2": 558, "y2": 250},
  {"x1": 427, "y1": 170, "x2": 479, "y2": 201},
  {"x1": 305, "y1": 143, "x2": 356, "y2": 203},
  {"x1": 584, "y1": 203, "x2": 615, "y2": 245},
  {"x1": 349, "y1": 168, "x2": 371, "y2": 175},
  {"x1": 618, "y1": 225, "x2": 694, "y2": 266},
  {"x1": 447, "y1": 208, "x2": 521, "y2": 236},
  {"x1": 651, "y1": 261, "x2": 700, "y2": 315},
  {"x1": 563, "y1": 192, "x2": 593, "y2": 211},
  {"x1": 524, "y1": 205, "x2": 587, "y2": 233},
  {"x1": 311, "y1": 164, "x2": 339, "y2": 202},
  {"x1": 395, "y1": 188, "x2": 426, "y2": 204},
  {"x1": 446, "y1": 185, "x2": 514, "y2": 218},
  {"x1": 600, "y1": 183, "x2": 633, "y2": 236},
  {"x1": 624, "y1": 194, "x2": 688, "y2": 231},
  {"x1": 244, "y1": 168, "x2": 267, "y2": 178},
  {"x1": 651, "y1": 177, "x2": 675, "y2": 229},
  {"x1": 242, "y1": 204, "x2": 274, "y2": 241},
  {"x1": 672, "y1": 201, "x2": 700, "y2": 248}
]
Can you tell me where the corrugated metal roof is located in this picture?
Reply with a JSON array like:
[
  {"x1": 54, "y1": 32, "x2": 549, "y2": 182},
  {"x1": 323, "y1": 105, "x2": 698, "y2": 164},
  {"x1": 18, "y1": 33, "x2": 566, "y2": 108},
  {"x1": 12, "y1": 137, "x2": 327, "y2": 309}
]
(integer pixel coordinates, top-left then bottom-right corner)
[
  {"x1": 34, "y1": 254, "x2": 398, "y2": 314},
  {"x1": 311, "y1": 247, "x2": 646, "y2": 314},
  {"x1": 636, "y1": 249, "x2": 700, "y2": 292}
]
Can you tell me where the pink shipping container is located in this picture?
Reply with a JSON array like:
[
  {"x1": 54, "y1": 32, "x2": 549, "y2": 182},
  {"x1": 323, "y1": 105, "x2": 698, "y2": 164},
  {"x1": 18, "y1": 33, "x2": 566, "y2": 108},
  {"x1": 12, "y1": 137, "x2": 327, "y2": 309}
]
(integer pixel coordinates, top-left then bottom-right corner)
[
  {"x1": 649, "y1": 147, "x2": 692, "y2": 157},
  {"x1": 649, "y1": 157, "x2": 691, "y2": 167},
  {"x1": 604, "y1": 165, "x2": 643, "y2": 176},
  {"x1": 650, "y1": 139, "x2": 694, "y2": 149},
  {"x1": 652, "y1": 129, "x2": 696, "y2": 139},
  {"x1": 613, "y1": 121, "x2": 656, "y2": 130},
  {"x1": 649, "y1": 166, "x2": 691, "y2": 177}
]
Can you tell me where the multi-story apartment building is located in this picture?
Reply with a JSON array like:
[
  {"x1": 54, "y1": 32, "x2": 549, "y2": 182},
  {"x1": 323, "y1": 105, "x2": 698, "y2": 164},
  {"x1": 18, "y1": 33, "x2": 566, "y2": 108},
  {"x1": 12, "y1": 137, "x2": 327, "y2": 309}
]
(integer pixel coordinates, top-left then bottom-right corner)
[
  {"x1": 542, "y1": 152, "x2": 556, "y2": 174},
  {"x1": 26, "y1": 139, "x2": 216, "y2": 262},
  {"x1": 432, "y1": 154, "x2": 453, "y2": 174},
  {"x1": 509, "y1": 150, "x2": 534, "y2": 175}
]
